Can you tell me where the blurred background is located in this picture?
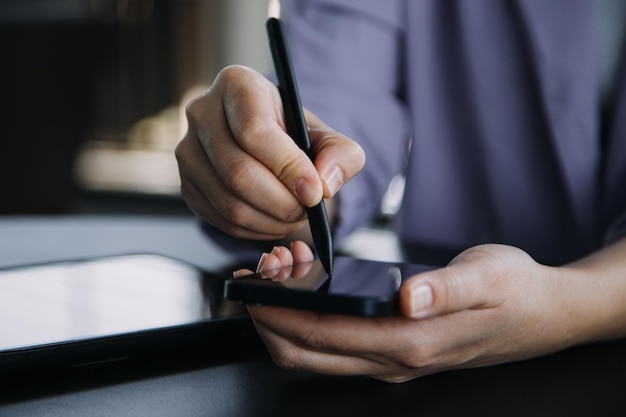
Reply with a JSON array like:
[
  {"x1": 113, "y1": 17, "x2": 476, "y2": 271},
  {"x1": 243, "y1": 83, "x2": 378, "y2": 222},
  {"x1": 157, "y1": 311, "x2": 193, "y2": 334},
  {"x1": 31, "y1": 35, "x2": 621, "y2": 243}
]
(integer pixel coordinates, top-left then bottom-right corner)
[{"x1": 0, "y1": 0, "x2": 272, "y2": 216}]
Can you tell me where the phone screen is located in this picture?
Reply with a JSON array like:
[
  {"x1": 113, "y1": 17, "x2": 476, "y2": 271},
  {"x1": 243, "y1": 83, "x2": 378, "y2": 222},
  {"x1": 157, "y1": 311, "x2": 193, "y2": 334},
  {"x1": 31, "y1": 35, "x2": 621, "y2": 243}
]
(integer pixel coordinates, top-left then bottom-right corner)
[
  {"x1": 224, "y1": 257, "x2": 436, "y2": 317},
  {"x1": 0, "y1": 254, "x2": 244, "y2": 358}
]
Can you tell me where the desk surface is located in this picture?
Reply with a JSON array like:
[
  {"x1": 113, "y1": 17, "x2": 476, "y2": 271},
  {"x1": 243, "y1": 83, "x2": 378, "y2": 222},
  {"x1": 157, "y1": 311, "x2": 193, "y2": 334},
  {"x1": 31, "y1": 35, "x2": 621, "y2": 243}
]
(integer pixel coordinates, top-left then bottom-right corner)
[
  {"x1": 0, "y1": 215, "x2": 233, "y2": 271},
  {"x1": 3, "y1": 339, "x2": 626, "y2": 417},
  {"x1": 1, "y1": 215, "x2": 625, "y2": 417}
]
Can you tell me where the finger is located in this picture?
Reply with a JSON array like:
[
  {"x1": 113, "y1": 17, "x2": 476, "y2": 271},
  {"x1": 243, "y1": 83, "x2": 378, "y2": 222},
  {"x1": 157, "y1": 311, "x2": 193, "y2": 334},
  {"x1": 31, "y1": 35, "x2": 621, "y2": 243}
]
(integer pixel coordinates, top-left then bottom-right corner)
[
  {"x1": 218, "y1": 66, "x2": 324, "y2": 207},
  {"x1": 290, "y1": 240, "x2": 314, "y2": 263},
  {"x1": 252, "y1": 314, "x2": 405, "y2": 380},
  {"x1": 271, "y1": 246, "x2": 295, "y2": 282},
  {"x1": 256, "y1": 243, "x2": 314, "y2": 280},
  {"x1": 176, "y1": 130, "x2": 307, "y2": 239},
  {"x1": 399, "y1": 267, "x2": 492, "y2": 320},
  {"x1": 270, "y1": 246, "x2": 294, "y2": 266},
  {"x1": 305, "y1": 110, "x2": 366, "y2": 198},
  {"x1": 249, "y1": 305, "x2": 409, "y2": 359},
  {"x1": 399, "y1": 245, "x2": 519, "y2": 319},
  {"x1": 251, "y1": 305, "x2": 510, "y2": 381},
  {"x1": 290, "y1": 241, "x2": 315, "y2": 278},
  {"x1": 257, "y1": 247, "x2": 294, "y2": 281},
  {"x1": 179, "y1": 161, "x2": 300, "y2": 240},
  {"x1": 232, "y1": 268, "x2": 254, "y2": 279},
  {"x1": 180, "y1": 171, "x2": 287, "y2": 239},
  {"x1": 185, "y1": 72, "x2": 310, "y2": 221}
]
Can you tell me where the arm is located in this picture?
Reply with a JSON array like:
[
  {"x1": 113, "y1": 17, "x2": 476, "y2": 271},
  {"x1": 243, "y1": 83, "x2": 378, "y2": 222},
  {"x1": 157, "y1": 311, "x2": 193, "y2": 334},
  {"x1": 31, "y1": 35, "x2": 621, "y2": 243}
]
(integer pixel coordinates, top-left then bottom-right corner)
[{"x1": 556, "y1": 237, "x2": 626, "y2": 343}]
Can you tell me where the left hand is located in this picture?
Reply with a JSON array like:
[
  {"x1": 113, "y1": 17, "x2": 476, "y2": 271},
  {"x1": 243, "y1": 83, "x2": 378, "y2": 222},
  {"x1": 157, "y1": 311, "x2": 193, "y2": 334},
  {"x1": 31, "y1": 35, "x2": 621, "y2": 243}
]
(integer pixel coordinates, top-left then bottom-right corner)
[{"x1": 244, "y1": 243, "x2": 584, "y2": 383}]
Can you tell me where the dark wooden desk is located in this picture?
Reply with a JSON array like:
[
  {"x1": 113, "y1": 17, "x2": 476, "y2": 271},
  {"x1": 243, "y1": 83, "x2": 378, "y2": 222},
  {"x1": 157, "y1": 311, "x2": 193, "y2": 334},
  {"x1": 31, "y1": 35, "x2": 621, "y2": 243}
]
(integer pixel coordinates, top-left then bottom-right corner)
[
  {"x1": 2, "y1": 329, "x2": 625, "y2": 417},
  {"x1": 1, "y1": 216, "x2": 625, "y2": 416}
]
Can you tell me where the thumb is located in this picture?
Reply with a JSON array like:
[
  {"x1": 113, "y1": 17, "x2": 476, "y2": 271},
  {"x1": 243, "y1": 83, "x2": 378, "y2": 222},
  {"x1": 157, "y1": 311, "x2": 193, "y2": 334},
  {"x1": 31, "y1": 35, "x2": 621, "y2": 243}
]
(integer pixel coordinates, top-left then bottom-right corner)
[
  {"x1": 305, "y1": 110, "x2": 366, "y2": 198},
  {"x1": 398, "y1": 244, "x2": 536, "y2": 319},
  {"x1": 399, "y1": 253, "x2": 503, "y2": 319}
]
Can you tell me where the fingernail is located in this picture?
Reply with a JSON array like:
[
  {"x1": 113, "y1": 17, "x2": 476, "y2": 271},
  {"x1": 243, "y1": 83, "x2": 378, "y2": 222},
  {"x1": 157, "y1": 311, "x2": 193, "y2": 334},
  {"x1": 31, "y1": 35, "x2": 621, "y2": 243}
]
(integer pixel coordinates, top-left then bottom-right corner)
[
  {"x1": 295, "y1": 178, "x2": 322, "y2": 207},
  {"x1": 271, "y1": 246, "x2": 281, "y2": 256},
  {"x1": 321, "y1": 165, "x2": 344, "y2": 197},
  {"x1": 256, "y1": 253, "x2": 269, "y2": 273},
  {"x1": 409, "y1": 284, "x2": 433, "y2": 318}
]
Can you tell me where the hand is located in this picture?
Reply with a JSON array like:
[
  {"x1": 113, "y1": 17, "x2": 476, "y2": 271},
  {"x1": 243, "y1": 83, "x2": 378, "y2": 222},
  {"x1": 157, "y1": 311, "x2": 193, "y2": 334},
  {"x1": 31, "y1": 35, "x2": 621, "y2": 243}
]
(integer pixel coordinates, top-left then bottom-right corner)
[
  {"x1": 175, "y1": 65, "x2": 365, "y2": 241},
  {"x1": 246, "y1": 244, "x2": 588, "y2": 383}
]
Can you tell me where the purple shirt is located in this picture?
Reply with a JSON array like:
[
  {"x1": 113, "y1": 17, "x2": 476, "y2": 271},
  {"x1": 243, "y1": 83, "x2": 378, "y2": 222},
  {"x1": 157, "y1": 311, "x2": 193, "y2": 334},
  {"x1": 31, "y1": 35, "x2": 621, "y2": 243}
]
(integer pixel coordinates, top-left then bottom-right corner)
[
  {"x1": 204, "y1": 0, "x2": 626, "y2": 266},
  {"x1": 281, "y1": 0, "x2": 626, "y2": 265}
]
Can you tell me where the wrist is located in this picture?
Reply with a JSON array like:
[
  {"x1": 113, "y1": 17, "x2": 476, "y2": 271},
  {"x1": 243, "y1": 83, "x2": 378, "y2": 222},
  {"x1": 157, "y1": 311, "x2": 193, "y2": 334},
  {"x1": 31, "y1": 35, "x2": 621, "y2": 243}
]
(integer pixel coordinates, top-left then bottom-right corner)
[{"x1": 555, "y1": 260, "x2": 626, "y2": 345}]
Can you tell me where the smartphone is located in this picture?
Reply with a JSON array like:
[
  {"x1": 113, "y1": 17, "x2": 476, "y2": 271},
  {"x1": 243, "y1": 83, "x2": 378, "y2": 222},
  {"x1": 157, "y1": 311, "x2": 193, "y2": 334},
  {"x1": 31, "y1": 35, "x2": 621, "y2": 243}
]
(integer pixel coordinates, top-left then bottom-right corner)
[
  {"x1": 0, "y1": 253, "x2": 248, "y2": 374},
  {"x1": 224, "y1": 256, "x2": 436, "y2": 317}
]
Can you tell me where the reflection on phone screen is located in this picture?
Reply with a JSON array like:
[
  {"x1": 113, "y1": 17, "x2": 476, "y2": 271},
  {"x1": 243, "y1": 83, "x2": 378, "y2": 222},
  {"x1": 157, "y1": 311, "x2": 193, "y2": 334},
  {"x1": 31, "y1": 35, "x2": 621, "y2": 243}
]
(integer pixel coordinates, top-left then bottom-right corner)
[{"x1": 225, "y1": 257, "x2": 436, "y2": 317}]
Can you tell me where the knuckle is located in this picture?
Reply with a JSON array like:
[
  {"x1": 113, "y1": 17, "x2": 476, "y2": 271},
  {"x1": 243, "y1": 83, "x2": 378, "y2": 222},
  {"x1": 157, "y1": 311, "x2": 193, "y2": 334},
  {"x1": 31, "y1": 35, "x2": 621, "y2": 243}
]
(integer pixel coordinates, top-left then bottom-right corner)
[
  {"x1": 277, "y1": 152, "x2": 310, "y2": 183},
  {"x1": 234, "y1": 117, "x2": 273, "y2": 149},
  {"x1": 392, "y1": 331, "x2": 439, "y2": 370},
  {"x1": 270, "y1": 347, "x2": 304, "y2": 371},
  {"x1": 294, "y1": 327, "x2": 327, "y2": 352},
  {"x1": 448, "y1": 244, "x2": 490, "y2": 265},
  {"x1": 395, "y1": 345, "x2": 428, "y2": 369},
  {"x1": 222, "y1": 157, "x2": 255, "y2": 194},
  {"x1": 178, "y1": 178, "x2": 195, "y2": 201},
  {"x1": 347, "y1": 140, "x2": 366, "y2": 166},
  {"x1": 228, "y1": 227, "x2": 253, "y2": 240},
  {"x1": 219, "y1": 64, "x2": 251, "y2": 84},
  {"x1": 220, "y1": 198, "x2": 250, "y2": 227},
  {"x1": 184, "y1": 94, "x2": 206, "y2": 127},
  {"x1": 397, "y1": 346, "x2": 438, "y2": 371},
  {"x1": 438, "y1": 268, "x2": 466, "y2": 307},
  {"x1": 283, "y1": 206, "x2": 307, "y2": 224},
  {"x1": 232, "y1": 122, "x2": 311, "y2": 188},
  {"x1": 174, "y1": 137, "x2": 189, "y2": 163}
]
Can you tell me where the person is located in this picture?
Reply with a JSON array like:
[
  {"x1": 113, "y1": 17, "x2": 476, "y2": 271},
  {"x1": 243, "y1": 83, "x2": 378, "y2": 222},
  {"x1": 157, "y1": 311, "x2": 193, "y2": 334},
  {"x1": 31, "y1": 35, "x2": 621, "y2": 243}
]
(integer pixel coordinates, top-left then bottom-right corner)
[{"x1": 175, "y1": 0, "x2": 626, "y2": 382}]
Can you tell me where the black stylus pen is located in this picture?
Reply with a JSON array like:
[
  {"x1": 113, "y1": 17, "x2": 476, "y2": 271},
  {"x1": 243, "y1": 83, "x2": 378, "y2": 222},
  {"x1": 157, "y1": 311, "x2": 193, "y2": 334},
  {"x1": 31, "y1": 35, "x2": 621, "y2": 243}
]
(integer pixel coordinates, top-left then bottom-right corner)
[{"x1": 266, "y1": 17, "x2": 334, "y2": 277}]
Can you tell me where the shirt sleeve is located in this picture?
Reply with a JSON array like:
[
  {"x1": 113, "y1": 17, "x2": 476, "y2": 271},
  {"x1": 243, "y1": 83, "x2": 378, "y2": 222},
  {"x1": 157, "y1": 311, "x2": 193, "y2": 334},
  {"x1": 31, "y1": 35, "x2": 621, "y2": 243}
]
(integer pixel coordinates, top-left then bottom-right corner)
[{"x1": 283, "y1": 0, "x2": 411, "y2": 243}]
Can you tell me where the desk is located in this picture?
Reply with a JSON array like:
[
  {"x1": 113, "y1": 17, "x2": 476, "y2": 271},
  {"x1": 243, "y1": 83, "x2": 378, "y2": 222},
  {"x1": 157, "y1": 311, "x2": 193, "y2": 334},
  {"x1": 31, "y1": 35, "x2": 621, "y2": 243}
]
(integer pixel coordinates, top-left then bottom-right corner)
[{"x1": 1, "y1": 215, "x2": 625, "y2": 417}]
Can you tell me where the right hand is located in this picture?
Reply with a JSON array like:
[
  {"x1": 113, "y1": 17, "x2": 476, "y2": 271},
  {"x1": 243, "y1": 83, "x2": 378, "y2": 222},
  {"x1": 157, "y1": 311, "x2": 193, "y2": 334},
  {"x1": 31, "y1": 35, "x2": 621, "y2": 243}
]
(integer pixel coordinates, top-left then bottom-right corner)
[{"x1": 175, "y1": 65, "x2": 365, "y2": 241}]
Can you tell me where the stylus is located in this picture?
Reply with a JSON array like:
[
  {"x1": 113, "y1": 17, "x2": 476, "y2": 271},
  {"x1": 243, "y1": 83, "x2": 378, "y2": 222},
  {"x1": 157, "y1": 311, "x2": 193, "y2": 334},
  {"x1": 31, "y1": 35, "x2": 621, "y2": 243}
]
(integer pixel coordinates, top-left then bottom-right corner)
[{"x1": 266, "y1": 17, "x2": 334, "y2": 277}]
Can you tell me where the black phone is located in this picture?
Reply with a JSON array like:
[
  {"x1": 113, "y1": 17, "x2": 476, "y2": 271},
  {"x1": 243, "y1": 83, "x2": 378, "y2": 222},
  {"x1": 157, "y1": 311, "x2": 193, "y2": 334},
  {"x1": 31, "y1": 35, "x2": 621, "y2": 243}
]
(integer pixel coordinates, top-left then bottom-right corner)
[
  {"x1": 224, "y1": 256, "x2": 436, "y2": 317},
  {"x1": 0, "y1": 253, "x2": 248, "y2": 374}
]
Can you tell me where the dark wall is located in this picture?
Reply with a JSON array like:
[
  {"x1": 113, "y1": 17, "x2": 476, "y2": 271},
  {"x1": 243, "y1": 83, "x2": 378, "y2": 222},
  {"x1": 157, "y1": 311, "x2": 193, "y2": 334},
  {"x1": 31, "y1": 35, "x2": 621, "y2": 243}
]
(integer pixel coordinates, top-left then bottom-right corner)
[
  {"x1": 0, "y1": 1, "x2": 176, "y2": 214},
  {"x1": 1, "y1": 21, "x2": 97, "y2": 214}
]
